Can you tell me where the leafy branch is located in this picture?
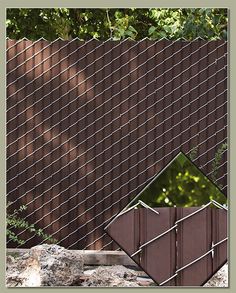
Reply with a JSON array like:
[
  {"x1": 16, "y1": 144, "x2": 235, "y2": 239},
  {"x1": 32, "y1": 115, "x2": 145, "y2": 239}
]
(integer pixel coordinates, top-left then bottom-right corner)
[
  {"x1": 7, "y1": 202, "x2": 57, "y2": 246},
  {"x1": 210, "y1": 142, "x2": 227, "y2": 186},
  {"x1": 189, "y1": 142, "x2": 227, "y2": 189}
]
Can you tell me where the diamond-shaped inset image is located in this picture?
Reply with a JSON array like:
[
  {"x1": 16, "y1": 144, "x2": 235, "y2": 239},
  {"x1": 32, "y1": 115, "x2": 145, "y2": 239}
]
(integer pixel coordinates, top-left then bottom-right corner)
[{"x1": 105, "y1": 152, "x2": 227, "y2": 286}]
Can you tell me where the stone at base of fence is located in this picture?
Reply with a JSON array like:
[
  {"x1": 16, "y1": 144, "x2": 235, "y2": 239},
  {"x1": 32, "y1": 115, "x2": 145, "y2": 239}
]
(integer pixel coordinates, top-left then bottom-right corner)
[
  {"x1": 6, "y1": 245, "x2": 228, "y2": 287},
  {"x1": 6, "y1": 248, "x2": 137, "y2": 267}
]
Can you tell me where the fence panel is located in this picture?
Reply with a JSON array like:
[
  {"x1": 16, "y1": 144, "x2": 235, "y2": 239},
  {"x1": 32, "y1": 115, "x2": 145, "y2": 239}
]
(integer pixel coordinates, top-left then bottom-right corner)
[{"x1": 7, "y1": 39, "x2": 227, "y2": 249}]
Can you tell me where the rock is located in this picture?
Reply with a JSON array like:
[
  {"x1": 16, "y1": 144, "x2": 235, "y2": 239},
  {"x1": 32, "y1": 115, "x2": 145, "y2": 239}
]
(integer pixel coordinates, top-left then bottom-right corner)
[
  {"x1": 6, "y1": 247, "x2": 228, "y2": 287},
  {"x1": 6, "y1": 244, "x2": 84, "y2": 287},
  {"x1": 137, "y1": 280, "x2": 155, "y2": 286},
  {"x1": 204, "y1": 263, "x2": 228, "y2": 287},
  {"x1": 6, "y1": 255, "x2": 15, "y2": 269},
  {"x1": 82, "y1": 265, "x2": 140, "y2": 287},
  {"x1": 136, "y1": 276, "x2": 156, "y2": 286}
]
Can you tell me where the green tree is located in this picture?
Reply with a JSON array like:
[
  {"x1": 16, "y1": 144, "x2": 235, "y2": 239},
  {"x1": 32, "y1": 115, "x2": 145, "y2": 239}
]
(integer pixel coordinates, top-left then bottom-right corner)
[
  {"x1": 131, "y1": 151, "x2": 226, "y2": 208},
  {"x1": 6, "y1": 8, "x2": 227, "y2": 41}
]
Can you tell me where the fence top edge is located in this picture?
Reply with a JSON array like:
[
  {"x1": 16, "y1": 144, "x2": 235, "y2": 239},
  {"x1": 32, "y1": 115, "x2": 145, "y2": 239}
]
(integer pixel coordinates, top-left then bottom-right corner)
[{"x1": 6, "y1": 36, "x2": 227, "y2": 44}]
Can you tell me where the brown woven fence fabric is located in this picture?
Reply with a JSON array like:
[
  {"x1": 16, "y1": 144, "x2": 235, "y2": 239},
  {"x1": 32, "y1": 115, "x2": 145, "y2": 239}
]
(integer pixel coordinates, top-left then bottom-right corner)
[{"x1": 6, "y1": 38, "x2": 227, "y2": 250}]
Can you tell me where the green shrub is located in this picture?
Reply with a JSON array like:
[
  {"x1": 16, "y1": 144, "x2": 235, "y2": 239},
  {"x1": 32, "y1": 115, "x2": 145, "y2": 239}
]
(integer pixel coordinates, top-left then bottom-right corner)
[{"x1": 6, "y1": 202, "x2": 57, "y2": 246}]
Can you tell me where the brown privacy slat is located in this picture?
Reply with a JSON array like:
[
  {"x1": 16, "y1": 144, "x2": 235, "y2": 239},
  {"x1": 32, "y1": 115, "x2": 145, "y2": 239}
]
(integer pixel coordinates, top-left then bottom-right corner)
[
  {"x1": 176, "y1": 207, "x2": 212, "y2": 286},
  {"x1": 105, "y1": 206, "x2": 227, "y2": 286},
  {"x1": 140, "y1": 207, "x2": 176, "y2": 286},
  {"x1": 105, "y1": 209, "x2": 140, "y2": 263},
  {"x1": 6, "y1": 39, "x2": 227, "y2": 249},
  {"x1": 212, "y1": 208, "x2": 227, "y2": 274}
]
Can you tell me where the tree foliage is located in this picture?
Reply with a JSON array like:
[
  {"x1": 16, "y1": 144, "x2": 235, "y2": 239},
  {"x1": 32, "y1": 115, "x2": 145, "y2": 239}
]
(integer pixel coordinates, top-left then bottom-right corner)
[
  {"x1": 6, "y1": 8, "x2": 227, "y2": 41},
  {"x1": 131, "y1": 149, "x2": 227, "y2": 208}
]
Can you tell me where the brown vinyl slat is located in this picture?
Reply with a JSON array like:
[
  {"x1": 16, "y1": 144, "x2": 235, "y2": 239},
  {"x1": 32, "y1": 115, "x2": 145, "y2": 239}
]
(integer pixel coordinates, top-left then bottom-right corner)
[
  {"x1": 140, "y1": 207, "x2": 176, "y2": 286},
  {"x1": 95, "y1": 41, "x2": 106, "y2": 250},
  {"x1": 212, "y1": 208, "x2": 227, "y2": 275},
  {"x1": 50, "y1": 40, "x2": 61, "y2": 242},
  {"x1": 106, "y1": 209, "x2": 140, "y2": 262},
  {"x1": 176, "y1": 207, "x2": 213, "y2": 286}
]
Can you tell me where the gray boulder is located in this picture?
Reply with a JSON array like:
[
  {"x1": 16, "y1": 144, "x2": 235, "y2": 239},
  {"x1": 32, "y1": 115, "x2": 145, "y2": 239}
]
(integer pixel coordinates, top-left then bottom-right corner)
[
  {"x1": 82, "y1": 265, "x2": 141, "y2": 287},
  {"x1": 204, "y1": 263, "x2": 228, "y2": 287},
  {"x1": 6, "y1": 244, "x2": 84, "y2": 287}
]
